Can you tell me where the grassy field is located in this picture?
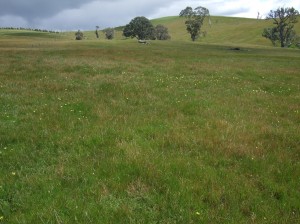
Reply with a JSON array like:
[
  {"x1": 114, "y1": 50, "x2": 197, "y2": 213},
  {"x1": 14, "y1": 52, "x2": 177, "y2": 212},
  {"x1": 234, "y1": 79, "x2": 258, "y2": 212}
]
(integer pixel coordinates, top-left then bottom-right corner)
[{"x1": 0, "y1": 16, "x2": 300, "y2": 223}]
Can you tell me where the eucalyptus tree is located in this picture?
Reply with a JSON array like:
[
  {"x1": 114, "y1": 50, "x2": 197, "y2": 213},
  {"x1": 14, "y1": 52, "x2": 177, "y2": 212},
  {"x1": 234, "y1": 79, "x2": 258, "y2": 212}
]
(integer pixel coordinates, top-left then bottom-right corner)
[
  {"x1": 154, "y1": 24, "x2": 171, "y2": 40},
  {"x1": 179, "y1": 6, "x2": 210, "y2": 41},
  {"x1": 262, "y1": 7, "x2": 299, "y2": 47}
]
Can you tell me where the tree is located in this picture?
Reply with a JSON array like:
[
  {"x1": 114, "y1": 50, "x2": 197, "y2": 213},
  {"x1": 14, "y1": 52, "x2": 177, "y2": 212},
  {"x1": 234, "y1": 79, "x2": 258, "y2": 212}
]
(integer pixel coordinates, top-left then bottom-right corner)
[
  {"x1": 95, "y1": 26, "x2": 99, "y2": 38},
  {"x1": 103, "y1": 28, "x2": 115, "y2": 40},
  {"x1": 179, "y1": 6, "x2": 210, "y2": 41},
  {"x1": 263, "y1": 7, "x2": 299, "y2": 47},
  {"x1": 123, "y1": 16, "x2": 155, "y2": 40},
  {"x1": 179, "y1": 6, "x2": 193, "y2": 17},
  {"x1": 154, "y1": 24, "x2": 171, "y2": 40},
  {"x1": 262, "y1": 27, "x2": 279, "y2": 46},
  {"x1": 75, "y1": 30, "x2": 83, "y2": 40}
]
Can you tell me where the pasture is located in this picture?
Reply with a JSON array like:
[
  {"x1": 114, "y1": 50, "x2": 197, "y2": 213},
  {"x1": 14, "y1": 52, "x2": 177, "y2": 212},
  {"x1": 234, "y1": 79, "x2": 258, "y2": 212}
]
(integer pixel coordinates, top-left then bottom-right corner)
[{"x1": 0, "y1": 18, "x2": 300, "y2": 223}]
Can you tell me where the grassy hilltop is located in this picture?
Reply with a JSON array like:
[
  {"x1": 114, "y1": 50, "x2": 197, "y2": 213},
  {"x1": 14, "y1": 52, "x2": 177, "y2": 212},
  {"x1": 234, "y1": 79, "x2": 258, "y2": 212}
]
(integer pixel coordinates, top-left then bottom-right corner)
[
  {"x1": 56, "y1": 15, "x2": 300, "y2": 46},
  {"x1": 0, "y1": 16, "x2": 300, "y2": 223},
  {"x1": 151, "y1": 16, "x2": 278, "y2": 45},
  {"x1": 2, "y1": 15, "x2": 299, "y2": 45}
]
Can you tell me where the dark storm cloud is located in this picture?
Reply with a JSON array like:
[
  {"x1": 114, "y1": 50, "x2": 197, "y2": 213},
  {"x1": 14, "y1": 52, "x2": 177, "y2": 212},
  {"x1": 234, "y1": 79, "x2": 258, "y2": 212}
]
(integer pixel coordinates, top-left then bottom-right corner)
[
  {"x1": 0, "y1": 0, "x2": 170, "y2": 20},
  {"x1": 0, "y1": 0, "x2": 176, "y2": 29},
  {"x1": 0, "y1": 0, "x2": 96, "y2": 19}
]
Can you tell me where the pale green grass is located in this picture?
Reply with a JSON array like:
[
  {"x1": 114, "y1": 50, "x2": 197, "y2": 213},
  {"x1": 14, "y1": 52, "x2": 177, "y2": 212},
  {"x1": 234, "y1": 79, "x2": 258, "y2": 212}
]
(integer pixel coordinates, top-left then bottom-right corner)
[{"x1": 151, "y1": 15, "x2": 300, "y2": 45}]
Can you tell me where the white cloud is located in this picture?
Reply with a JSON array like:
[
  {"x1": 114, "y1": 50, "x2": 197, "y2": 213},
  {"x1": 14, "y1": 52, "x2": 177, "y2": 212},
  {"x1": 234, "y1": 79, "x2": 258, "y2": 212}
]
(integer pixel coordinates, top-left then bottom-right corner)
[{"x1": 151, "y1": 0, "x2": 300, "y2": 19}]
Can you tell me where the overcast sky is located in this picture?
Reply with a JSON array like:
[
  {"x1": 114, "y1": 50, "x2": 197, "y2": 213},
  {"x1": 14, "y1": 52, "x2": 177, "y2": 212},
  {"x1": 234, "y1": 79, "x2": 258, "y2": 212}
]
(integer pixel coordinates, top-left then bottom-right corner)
[{"x1": 0, "y1": 0, "x2": 299, "y2": 30}]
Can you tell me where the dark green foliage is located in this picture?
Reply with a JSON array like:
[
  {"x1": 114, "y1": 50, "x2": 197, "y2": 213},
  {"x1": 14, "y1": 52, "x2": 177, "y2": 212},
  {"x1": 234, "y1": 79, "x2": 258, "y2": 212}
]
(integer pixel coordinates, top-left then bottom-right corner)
[
  {"x1": 179, "y1": 6, "x2": 193, "y2": 17},
  {"x1": 179, "y1": 6, "x2": 210, "y2": 41},
  {"x1": 185, "y1": 19, "x2": 202, "y2": 41},
  {"x1": 103, "y1": 28, "x2": 115, "y2": 40},
  {"x1": 154, "y1": 24, "x2": 171, "y2": 40},
  {"x1": 262, "y1": 27, "x2": 279, "y2": 46},
  {"x1": 263, "y1": 7, "x2": 299, "y2": 47},
  {"x1": 123, "y1": 16, "x2": 155, "y2": 40},
  {"x1": 75, "y1": 30, "x2": 84, "y2": 40},
  {"x1": 122, "y1": 24, "x2": 131, "y2": 38}
]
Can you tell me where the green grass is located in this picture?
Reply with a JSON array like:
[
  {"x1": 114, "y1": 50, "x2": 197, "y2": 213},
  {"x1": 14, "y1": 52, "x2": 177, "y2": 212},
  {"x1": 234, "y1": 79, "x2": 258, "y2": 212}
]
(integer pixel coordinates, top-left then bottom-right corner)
[
  {"x1": 151, "y1": 16, "x2": 300, "y2": 45},
  {"x1": 21, "y1": 15, "x2": 299, "y2": 45},
  {"x1": 0, "y1": 18, "x2": 300, "y2": 223},
  {"x1": 0, "y1": 30, "x2": 63, "y2": 41}
]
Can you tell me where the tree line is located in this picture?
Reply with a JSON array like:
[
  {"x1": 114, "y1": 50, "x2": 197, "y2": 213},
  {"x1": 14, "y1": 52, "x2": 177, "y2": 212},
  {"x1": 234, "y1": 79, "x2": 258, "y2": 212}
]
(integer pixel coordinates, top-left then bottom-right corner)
[
  {"x1": 0, "y1": 27, "x2": 60, "y2": 33},
  {"x1": 76, "y1": 18, "x2": 171, "y2": 42},
  {"x1": 75, "y1": 28, "x2": 116, "y2": 40}
]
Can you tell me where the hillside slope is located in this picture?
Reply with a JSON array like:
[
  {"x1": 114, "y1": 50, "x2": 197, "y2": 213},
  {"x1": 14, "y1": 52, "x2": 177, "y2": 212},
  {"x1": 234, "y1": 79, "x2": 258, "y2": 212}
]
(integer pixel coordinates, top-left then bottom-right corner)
[
  {"x1": 151, "y1": 16, "x2": 300, "y2": 46},
  {"x1": 1, "y1": 16, "x2": 299, "y2": 47}
]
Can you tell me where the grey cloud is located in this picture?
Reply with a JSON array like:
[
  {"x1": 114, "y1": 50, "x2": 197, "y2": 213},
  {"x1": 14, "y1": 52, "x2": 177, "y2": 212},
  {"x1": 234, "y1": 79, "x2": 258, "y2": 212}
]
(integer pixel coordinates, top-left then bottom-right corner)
[
  {"x1": 33, "y1": 0, "x2": 180, "y2": 30},
  {"x1": 0, "y1": 0, "x2": 97, "y2": 19},
  {"x1": 2, "y1": 0, "x2": 298, "y2": 30},
  {"x1": 0, "y1": 0, "x2": 178, "y2": 29},
  {"x1": 0, "y1": 15, "x2": 28, "y2": 27}
]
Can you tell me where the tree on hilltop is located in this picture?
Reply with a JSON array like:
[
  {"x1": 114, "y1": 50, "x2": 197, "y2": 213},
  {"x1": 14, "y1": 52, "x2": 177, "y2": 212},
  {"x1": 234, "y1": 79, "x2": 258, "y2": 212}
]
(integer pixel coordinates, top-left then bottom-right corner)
[
  {"x1": 262, "y1": 7, "x2": 299, "y2": 47},
  {"x1": 179, "y1": 6, "x2": 210, "y2": 41},
  {"x1": 179, "y1": 6, "x2": 193, "y2": 17}
]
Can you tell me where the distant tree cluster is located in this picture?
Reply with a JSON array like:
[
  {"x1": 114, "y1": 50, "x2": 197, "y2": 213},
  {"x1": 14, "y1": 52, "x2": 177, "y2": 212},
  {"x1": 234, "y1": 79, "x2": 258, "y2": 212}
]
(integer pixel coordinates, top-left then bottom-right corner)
[
  {"x1": 0, "y1": 27, "x2": 59, "y2": 33},
  {"x1": 262, "y1": 7, "x2": 299, "y2": 48},
  {"x1": 103, "y1": 28, "x2": 115, "y2": 40},
  {"x1": 75, "y1": 30, "x2": 84, "y2": 40},
  {"x1": 75, "y1": 27, "x2": 116, "y2": 40},
  {"x1": 123, "y1": 16, "x2": 171, "y2": 41},
  {"x1": 95, "y1": 26, "x2": 116, "y2": 40}
]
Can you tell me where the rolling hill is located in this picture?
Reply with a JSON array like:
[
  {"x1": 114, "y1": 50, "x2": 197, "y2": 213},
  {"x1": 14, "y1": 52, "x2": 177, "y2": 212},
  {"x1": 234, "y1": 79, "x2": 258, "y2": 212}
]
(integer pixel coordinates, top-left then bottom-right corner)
[
  {"x1": 1, "y1": 15, "x2": 300, "y2": 223},
  {"x1": 78, "y1": 15, "x2": 300, "y2": 47},
  {"x1": 1, "y1": 15, "x2": 300, "y2": 47},
  {"x1": 153, "y1": 15, "x2": 300, "y2": 46}
]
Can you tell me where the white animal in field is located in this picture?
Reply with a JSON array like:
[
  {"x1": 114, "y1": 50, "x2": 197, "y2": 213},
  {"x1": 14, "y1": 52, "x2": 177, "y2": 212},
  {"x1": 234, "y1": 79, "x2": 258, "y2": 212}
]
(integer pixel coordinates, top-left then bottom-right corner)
[{"x1": 138, "y1": 40, "x2": 150, "y2": 44}]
